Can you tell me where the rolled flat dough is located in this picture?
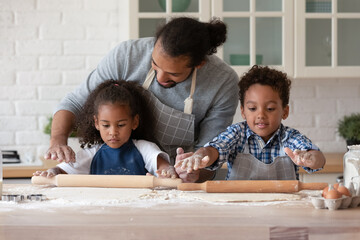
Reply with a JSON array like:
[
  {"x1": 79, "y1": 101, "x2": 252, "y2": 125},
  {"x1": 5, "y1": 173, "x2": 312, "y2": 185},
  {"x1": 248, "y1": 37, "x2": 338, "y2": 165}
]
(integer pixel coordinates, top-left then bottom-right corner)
[
  {"x1": 2, "y1": 185, "x2": 302, "y2": 207},
  {"x1": 45, "y1": 188, "x2": 301, "y2": 203},
  {"x1": 179, "y1": 191, "x2": 301, "y2": 203}
]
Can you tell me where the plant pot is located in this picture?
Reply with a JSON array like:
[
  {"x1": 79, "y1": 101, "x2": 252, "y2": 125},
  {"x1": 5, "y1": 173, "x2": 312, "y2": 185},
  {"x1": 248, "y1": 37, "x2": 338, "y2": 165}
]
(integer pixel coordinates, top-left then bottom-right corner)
[{"x1": 346, "y1": 139, "x2": 360, "y2": 146}]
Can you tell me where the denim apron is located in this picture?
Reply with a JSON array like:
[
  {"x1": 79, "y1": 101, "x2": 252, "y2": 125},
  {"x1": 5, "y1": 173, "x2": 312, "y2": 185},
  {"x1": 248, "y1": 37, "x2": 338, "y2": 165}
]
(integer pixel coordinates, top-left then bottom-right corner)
[
  {"x1": 142, "y1": 68, "x2": 196, "y2": 164},
  {"x1": 227, "y1": 140, "x2": 297, "y2": 180},
  {"x1": 90, "y1": 140, "x2": 147, "y2": 175}
]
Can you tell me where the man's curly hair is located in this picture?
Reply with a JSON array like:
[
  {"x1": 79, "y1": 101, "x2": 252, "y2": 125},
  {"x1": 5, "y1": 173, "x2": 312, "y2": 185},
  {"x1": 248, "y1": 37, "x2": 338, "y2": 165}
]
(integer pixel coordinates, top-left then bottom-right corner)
[
  {"x1": 238, "y1": 65, "x2": 291, "y2": 108},
  {"x1": 76, "y1": 79, "x2": 157, "y2": 148}
]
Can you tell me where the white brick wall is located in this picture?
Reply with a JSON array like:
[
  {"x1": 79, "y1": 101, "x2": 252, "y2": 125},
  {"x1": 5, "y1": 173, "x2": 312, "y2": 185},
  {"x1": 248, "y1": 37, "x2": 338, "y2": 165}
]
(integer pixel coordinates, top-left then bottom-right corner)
[
  {"x1": 0, "y1": 0, "x2": 121, "y2": 161},
  {"x1": 0, "y1": 0, "x2": 359, "y2": 164}
]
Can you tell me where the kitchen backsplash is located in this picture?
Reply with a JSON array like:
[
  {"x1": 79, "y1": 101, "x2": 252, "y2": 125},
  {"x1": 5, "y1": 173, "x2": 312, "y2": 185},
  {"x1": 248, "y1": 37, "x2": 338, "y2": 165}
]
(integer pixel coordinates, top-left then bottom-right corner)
[{"x1": 1, "y1": 0, "x2": 360, "y2": 161}]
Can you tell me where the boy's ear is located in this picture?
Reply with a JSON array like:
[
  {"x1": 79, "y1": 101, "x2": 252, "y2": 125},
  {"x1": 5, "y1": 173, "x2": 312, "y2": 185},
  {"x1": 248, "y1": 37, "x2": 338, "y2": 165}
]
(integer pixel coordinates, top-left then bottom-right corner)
[
  {"x1": 94, "y1": 115, "x2": 100, "y2": 130},
  {"x1": 240, "y1": 105, "x2": 246, "y2": 119},
  {"x1": 132, "y1": 114, "x2": 139, "y2": 130},
  {"x1": 282, "y1": 105, "x2": 289, "y2": 120}
]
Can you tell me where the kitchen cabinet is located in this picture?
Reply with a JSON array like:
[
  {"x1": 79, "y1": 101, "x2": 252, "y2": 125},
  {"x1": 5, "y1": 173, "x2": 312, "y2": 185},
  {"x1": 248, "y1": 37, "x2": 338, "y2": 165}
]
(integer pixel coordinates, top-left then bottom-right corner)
[
  {"x1": 295, "y1": 0, "x2": 360, "y2": 77},
  {"x1": 129, "y1": 0, "x2": 211, "y2": 39},
  {"x1": 129, "y1": 0, "x2": 360, "y2": 78},
  {"x1": 129, "y1": 0, "x2": 293, "y2": 77}
]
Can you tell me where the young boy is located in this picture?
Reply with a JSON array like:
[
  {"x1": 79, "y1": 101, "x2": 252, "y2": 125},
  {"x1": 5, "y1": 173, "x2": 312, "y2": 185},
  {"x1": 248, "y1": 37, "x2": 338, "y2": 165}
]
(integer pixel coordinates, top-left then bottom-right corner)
[{"x1": 175, "y1": 65, "x2": 326, "y2": 180}]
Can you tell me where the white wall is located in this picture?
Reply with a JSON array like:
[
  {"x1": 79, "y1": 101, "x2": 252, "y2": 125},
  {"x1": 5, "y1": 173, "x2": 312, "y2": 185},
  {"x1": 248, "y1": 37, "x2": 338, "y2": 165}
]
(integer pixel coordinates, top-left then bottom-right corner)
[{"x1": 1, "y1": 0, "x2": 359, "y2": 162}]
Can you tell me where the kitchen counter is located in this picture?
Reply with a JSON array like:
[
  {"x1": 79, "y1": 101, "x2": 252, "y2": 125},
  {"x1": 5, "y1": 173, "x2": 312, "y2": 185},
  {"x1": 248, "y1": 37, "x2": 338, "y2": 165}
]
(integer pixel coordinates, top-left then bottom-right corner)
[
  {"x1": 1, "y1": 184, "x2": 359, "y2": 239},
  {"x1": 4, "y1": 153, "x2": 345, "y2": 179}
]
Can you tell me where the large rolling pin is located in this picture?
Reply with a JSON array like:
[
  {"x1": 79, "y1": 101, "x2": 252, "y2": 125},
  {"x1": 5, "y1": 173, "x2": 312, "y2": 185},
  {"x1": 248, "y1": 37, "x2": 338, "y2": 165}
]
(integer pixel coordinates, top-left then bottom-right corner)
[
  {"x1": 178, "y1": 180, "x2": 328, "y2": 193},
  {"x1": 32, "y1": 174, "x2": 182, "y2": 189}
]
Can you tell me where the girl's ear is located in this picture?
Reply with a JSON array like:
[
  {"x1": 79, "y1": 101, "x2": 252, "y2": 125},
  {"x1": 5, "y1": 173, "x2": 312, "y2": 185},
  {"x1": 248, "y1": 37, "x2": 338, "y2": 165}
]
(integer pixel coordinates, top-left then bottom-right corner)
[
  {"x1": 94, "y1": 115, "x2": 100, "y2": 130},
  {"x1": 132, "y1": 114, "x2": 140, "y2": 130},
  {"x1": 282, "y1": 105, "x2": 289, "y2": 120}
]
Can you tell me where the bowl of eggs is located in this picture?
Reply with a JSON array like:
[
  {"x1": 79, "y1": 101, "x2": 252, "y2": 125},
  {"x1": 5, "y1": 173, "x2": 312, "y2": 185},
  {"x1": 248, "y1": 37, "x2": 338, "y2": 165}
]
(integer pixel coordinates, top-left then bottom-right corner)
[{"x1": 311, "y1": 182, "x2": 360, "y2": 210}]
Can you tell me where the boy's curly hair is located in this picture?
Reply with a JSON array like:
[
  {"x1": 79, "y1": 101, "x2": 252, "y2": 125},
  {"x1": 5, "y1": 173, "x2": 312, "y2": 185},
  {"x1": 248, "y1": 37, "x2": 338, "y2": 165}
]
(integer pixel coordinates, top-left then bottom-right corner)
[
  {"x1": 76, "y1": 79, "x2": 157, "y2": 148},
  {"x1": 238, "y1": 65, "x2": 291, "y2": 107}
]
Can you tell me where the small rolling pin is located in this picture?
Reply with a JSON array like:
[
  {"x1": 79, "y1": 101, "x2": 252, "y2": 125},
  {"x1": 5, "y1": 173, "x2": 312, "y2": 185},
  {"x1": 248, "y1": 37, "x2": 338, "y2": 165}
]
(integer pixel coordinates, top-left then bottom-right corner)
[
  {"x1": 178, "y1": 180, "x2": 328, "y2": 193},
  {"x1": 32, "y1": 174, "x2": 182, "y2": 189}
]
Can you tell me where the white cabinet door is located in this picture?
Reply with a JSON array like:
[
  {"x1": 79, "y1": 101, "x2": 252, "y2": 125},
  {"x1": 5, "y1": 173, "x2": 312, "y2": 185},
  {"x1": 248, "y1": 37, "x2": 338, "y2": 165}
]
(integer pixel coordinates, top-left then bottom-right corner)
[
  {"x1": 129, "y1": 0, "x2": 293, "y2": 76},
  {"x1": 212, "y1": 0, "x2": 294, "y2": 77},
  {"x1": 129, "y1": 0, "x2": 211, "y2": 39},
  {"x1": 295, "y1": 0, "x2": 360, "y2": 78}
]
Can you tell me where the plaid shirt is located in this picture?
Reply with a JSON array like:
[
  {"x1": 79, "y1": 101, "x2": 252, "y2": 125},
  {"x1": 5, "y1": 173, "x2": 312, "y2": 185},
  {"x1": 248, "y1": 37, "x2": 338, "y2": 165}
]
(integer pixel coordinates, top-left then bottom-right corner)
[{"x1": 205, "y1": 122, "x2": 321, "y2": 177}]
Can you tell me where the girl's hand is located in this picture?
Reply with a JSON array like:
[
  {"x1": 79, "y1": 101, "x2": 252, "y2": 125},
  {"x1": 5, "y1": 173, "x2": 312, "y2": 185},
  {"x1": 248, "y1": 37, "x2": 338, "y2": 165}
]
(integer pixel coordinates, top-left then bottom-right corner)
[
  {"x1": 33, "y1": 167, "x2": 62, "y2": 178},
  {"x1": 284, "y1": 147, "x2": 314, "y2": 167},
  {"x1": 156, "y1": 165, "x2": 178, "y2": 179}
]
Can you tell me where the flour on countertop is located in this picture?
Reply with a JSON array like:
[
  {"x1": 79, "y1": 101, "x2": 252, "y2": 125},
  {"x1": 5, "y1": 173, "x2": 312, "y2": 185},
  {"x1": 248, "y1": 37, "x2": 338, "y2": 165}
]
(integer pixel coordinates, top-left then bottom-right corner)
[{"x1": 0, "y1": 184, "x2": 313, "y2": 212}]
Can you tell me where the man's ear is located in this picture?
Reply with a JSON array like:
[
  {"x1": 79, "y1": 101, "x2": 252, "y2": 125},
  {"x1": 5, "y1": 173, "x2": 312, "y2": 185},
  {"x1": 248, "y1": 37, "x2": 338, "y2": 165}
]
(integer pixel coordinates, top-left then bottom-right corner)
[
  {"x1": 132, "y1": 114, "x2": 139, "y2": 130},
  {"x1": 195, "y1": 60, "x2": 206, "y2": 69},
  {"x1": 94, "y1": 115, "x2": 100, "y2": 130},
  {"x1": 282, "y1": 105, "x2": 289, "y2": 120}
]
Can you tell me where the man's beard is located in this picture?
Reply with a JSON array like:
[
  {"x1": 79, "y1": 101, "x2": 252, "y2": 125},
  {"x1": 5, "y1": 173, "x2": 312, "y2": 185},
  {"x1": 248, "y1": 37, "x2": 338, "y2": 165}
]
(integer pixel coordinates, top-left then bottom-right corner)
[
  {"x1": 154, "y1": 68, "x2": 194, "y2": 89},
  {"x1": 156, "y1": 80, "x2": 177, "y2": 88}
]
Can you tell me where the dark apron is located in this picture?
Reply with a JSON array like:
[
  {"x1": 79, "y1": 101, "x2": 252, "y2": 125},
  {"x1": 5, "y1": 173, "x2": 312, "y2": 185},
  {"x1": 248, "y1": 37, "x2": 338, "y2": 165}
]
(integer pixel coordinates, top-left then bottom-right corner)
[
  {"x1": 227, "y1": 141, "x2": 297, "y2": 180},
  {"x1": 142, "y1": 68, "x2": 196, "y2": 164},
  {"x1": 90, "y1": 140, "x2": 147, "y2": 175}
]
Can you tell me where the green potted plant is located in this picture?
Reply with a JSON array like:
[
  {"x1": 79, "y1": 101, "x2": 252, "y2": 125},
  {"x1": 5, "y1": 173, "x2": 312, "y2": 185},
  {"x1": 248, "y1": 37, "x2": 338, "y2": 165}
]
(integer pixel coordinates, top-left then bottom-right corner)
[
  {"x1": 337, "y1": 113, "x2": 360, "y2": 146},
  {"x1": 44, "y1": 117, "x2": 77, "y2": 137}
]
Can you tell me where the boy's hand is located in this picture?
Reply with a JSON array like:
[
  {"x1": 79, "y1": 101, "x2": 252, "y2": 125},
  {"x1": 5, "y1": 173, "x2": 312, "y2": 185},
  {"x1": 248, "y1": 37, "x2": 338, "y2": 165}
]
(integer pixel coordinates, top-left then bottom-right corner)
[
  {"x1": 174, "y1": 148, "x2": 210, "y2": 173},
  {"x1": 284, "y1": 147, "x2": 314, "y2": 167},
  {"x1": 156, "y1": 165, "x2": 178, "y2": 179}
]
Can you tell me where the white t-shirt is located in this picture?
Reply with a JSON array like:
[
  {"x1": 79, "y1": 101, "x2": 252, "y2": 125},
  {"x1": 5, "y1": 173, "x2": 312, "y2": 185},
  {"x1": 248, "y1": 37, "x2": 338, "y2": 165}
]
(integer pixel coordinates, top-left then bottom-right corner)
[{"x1": 57, "y1": 139, "x2": 170, "y2": 176}]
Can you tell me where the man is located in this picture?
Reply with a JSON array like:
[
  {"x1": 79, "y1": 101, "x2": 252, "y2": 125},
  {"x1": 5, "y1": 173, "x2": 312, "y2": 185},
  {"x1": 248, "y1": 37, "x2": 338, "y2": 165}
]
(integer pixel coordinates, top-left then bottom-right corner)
[{"x1": 45, "y1": 17, "x2": 239, "y2": 182}]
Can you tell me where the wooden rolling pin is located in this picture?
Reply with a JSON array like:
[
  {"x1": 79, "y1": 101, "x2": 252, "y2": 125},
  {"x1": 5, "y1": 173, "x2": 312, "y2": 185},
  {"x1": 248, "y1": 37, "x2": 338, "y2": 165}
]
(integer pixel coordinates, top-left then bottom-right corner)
[
  {"x1": 178, "y1": 180, "x2": 328, "y2": 193},
  {"x1": 32, "y1": 174, "x2": 182, "y2": 189}
]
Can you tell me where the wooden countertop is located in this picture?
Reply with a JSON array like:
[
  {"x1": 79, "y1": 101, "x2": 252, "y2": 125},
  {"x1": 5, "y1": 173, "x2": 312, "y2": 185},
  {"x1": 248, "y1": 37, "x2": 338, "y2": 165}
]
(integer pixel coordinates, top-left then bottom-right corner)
[
  {"x1": 3, "y1": 153, "x2": 344, "y2": 178},
  {"x1": 3, "y1": 158, "x2": 58, "y2": 178},
  {"x1": 1, "y1": 184, "x2": 359, "y2": 240},
  {"x1": 299, "y1": 152, "x2": 344, "y2": 173}
]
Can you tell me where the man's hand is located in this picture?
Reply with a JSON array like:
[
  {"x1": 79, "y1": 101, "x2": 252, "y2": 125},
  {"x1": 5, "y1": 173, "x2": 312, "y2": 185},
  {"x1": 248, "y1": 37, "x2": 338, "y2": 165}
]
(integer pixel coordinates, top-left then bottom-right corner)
[
  {"x1": 45, "y1": 110, "x2": 77, "y2": 163},
  {"x1": 44, "y1": 144, "x2": 76, "y2": 163}
]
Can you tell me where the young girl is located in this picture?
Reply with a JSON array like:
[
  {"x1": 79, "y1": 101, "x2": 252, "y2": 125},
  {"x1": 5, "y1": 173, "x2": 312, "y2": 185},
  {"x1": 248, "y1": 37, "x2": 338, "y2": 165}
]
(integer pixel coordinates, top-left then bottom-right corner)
[{"x1": 34, "y1": 80, "x2": 177, "y2": 178}]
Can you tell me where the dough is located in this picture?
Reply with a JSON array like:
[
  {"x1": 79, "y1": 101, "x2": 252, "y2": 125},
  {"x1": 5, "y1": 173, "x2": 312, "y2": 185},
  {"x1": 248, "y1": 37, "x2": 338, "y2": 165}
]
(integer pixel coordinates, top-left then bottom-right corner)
[
  {"x1": 179, "y1": 191, "x2": 301, "y2": 203},
  {"x1": 2, "y1": 185, "x2": 302, "y2": 208}
]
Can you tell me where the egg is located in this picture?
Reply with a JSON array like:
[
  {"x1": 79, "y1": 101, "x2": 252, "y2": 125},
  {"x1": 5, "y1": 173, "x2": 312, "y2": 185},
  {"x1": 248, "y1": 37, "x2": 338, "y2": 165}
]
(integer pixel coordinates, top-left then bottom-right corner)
[
  {"x1": 336, "y1": 183, "x2": 351, "y2": 197},
  {"x1": 322, "y1": 183, "x2": 351, "y2": 198},
  {"x1": 324, "y1": 185, "x2": 342, "y2": 199},
  {"x1": 322, "y1": 184, "x2": 338, "y2": 197}
]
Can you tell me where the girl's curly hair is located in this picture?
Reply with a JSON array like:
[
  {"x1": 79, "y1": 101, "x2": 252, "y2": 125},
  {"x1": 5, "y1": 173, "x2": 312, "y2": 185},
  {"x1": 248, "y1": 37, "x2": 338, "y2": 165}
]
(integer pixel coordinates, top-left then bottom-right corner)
[
  {"x1": 238, "y1": 65, "x2": 291, "y2": 108},
  {"x1": 76, "y1": 79, "x2": 157, "y2": 148}
]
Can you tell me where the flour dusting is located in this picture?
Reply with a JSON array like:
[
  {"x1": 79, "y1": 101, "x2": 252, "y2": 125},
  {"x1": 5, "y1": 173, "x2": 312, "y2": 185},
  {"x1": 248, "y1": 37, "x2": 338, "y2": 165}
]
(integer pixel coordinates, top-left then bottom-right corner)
[{"x1": 0, "y1": 184, "x2": 308, "y2": 212}]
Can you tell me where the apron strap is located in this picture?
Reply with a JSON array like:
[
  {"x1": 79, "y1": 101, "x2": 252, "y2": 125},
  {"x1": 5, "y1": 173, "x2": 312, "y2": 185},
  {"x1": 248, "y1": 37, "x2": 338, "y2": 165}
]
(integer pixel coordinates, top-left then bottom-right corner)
[
  {"x1": 184, "y1": 68, "x2": 196, "y2": 114},
  {"x1": 143, "y1": 69, "x2": 156, "y2": 90},
  {"x1": 142, "y1": 68, "x2": 197, "y2": 114}
]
